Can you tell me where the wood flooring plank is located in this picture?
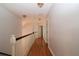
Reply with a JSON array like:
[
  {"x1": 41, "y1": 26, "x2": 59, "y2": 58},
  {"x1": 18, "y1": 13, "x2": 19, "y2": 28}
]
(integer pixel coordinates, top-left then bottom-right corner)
[{"x1": 27, "y1": 38, "x2": 52, "y2": 56}]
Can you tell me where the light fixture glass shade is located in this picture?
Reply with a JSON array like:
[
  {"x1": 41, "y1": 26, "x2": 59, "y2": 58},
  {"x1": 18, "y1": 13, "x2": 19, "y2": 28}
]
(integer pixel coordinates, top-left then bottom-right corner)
[{"x1": 37, "y1": 3, "x2": 44, "y2": 8}]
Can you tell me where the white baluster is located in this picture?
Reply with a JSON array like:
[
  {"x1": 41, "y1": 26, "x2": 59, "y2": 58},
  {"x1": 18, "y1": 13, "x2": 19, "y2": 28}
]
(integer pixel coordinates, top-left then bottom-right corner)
[{"x1": 10, "y1": 35, "x2": 16, "y2": 56}]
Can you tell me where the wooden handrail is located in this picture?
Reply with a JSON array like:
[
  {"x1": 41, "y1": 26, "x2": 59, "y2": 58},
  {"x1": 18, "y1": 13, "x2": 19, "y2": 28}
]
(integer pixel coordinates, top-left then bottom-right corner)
[{"x1": 16, "y1": 32, "x2": 35, "y2": 41}]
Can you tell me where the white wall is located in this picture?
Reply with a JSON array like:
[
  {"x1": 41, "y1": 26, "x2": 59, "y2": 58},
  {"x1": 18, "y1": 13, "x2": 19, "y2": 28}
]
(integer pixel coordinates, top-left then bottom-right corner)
[
  {"x1": 0, "y1": 5, "x2": 22, "y2": 54},
  {"x1": 48, "y1": 4, "x2": 79, "y2": 56},
  {"x1": 16, "y1": 16, "x2": 37, "y2": 55},
  {"x1": 21, "y1": 17, "x2": 35, "y2": 55}
]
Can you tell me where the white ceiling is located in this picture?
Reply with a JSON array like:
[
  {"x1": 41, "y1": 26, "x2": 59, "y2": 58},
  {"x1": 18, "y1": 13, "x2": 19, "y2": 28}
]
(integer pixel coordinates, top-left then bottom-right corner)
[{"x1": 2, "y1": 3, "x2": 52, "y2": 17}]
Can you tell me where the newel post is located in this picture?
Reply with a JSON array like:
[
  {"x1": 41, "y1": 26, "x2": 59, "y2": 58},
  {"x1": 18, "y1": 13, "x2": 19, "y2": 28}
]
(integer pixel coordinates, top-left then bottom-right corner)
[{"x1": 10, "y1": 35, "x2": 16, "y2": 56}]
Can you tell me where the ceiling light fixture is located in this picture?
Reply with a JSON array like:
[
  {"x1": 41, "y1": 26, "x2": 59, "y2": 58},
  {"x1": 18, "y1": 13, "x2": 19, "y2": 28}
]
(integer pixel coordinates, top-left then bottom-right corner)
[{"x1": 37, "y1": 3, "x2": 44, "y2": 8}]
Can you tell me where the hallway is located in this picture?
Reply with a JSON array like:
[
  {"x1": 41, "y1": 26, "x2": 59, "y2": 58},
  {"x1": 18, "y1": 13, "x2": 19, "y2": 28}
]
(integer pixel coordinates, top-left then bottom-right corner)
[
  {"x1": 1, "y1": 3, "x2": 79, "y2": 56},
  {"x1": 27, "y1": 38, "x2": 52, "y2": 56}
]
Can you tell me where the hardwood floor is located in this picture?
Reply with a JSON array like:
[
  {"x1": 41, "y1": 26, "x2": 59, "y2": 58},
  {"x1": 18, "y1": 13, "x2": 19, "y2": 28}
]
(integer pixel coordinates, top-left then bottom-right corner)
[{"x1": 27, "y1": 38, "x2": 52, "y2": 56}]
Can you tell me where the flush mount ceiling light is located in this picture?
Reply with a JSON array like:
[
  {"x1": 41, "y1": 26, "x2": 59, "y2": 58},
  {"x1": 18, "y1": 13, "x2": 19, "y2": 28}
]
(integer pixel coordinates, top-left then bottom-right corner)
[{"x1": 37, "y1": 3, "x2": 44, "y2": 8}]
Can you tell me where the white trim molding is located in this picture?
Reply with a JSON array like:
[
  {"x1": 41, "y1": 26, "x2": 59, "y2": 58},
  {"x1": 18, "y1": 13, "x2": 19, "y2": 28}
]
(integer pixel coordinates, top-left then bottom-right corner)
[{"x1": 48, "y1": 46, "x2": 55, "y2": 56}]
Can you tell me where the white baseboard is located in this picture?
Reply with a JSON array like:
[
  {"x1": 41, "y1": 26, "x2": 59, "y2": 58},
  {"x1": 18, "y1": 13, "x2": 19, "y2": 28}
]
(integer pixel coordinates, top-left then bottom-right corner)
[{"x1": 48, "y1": 46, "x2": 55, "y2": 56}]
